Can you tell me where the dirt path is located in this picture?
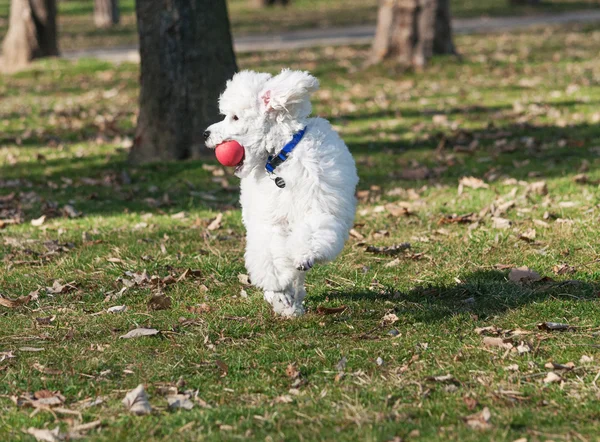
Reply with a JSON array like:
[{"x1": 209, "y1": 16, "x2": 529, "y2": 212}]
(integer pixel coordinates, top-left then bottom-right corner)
[{"x1": 63, "y1": 9, "x2": 600, "y2": 63}]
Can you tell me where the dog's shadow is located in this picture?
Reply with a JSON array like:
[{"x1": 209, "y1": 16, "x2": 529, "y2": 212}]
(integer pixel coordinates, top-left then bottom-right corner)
[{"x1": 308, "y1": 270, "x2": 598, "y2": 323}]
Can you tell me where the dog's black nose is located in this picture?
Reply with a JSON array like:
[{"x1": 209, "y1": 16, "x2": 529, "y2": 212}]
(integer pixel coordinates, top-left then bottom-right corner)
[{"x1": 203, "y1": 130, "x2": 211, "y2": 141}]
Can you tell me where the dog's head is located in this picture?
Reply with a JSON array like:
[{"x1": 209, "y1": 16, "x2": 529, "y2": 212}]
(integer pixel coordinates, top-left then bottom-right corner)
[{"x1": 204, "y1": 69, "x2": 319, "y2": 177}]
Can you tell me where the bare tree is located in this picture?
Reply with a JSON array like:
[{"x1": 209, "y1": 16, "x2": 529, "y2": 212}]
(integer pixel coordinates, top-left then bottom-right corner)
[
  {"x1": 1, "y1": 0, "x2": 59, "y2": 71},
  {"x1": 94, "y1": 0, "x2": 120, "y2": 28},
  {"x1": 370, "y1": 0, "x2": 456, "y2": 68},
  {"x1": 129, "y1": 0, "x2": 238, "y2": 164}
]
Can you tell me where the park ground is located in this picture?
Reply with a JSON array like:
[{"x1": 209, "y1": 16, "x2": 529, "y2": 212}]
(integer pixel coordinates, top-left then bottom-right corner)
[
  {"x1": 1, "y1": 0, "x2": 600, "y2": 50},
  {"x1": 2, "y1": 7, "x2": 600, "y2": 442}
]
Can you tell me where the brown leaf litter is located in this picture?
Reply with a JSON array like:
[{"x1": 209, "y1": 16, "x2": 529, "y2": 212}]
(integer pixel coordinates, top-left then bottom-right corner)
[
  {"x1": 316, "y1": 305, "x2": 347, "y2": 315},
  {"x1": 119, "y1": 328, "x2": 160, "y2": 339},
  {"x1": 122, "y1": 384, "x2": 152, "y2": 415},
  {"x1": 365, "y1": 243, "x2": 411, "y2": 255},
  {"x1": 508, "y1": 267, "x2": 541, "y2": 284},
  {"x1": 0, "y1": 294, "x2": 32, "y2": 309},
  {"x1": 464, "y1": 407, "x2": 492, "y2": 430}
]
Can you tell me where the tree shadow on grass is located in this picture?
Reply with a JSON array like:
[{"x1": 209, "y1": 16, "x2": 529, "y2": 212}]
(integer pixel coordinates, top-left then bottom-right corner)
[
  {"x1": 348, "y1": 120, "x2": 600, "y2": 188},
  {"x1": 1, "y1": 115, "x2": 600, "y2": 221},
  {"x1": 310, "y1": 270, "x2": 599, "y2": 323},
  {"x1": 331, "y1": 100, "x2": 595, "y2": 123}
]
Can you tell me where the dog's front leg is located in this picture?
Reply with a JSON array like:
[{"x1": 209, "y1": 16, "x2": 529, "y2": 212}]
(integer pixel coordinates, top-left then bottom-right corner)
[{"x1": 291, "y1": 214, "x2": 348, "y2": 271}]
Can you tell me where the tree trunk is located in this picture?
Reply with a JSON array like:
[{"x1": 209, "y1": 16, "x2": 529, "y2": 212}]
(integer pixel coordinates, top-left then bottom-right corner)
[
  {"x1": 130, "y1": 0, "x2": 238, "y2": 164},
  {"x1": 251, "y1": 0, "x2": 290, "y2": 7},
  {"x1": 433, "y1": 0, "x2": 455, "y2": 55},
  {"x1": 370, "y1": 0, "x2": 455, "y2": 68},
  {"x1": 1, "y1": 0, "x2": 59, "y2": 71},
  {"x1": 509, "y1": 0, "x2": 540, "y2": 4},
  {"x1": 94, "y1": 0, "x2": 120, "y2": 28}
]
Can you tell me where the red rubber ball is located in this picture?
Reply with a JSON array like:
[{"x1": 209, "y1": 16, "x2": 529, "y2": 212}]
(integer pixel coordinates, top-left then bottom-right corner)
[{"x1": 215, "y1": 140, "x2": 244, "y2": 167}]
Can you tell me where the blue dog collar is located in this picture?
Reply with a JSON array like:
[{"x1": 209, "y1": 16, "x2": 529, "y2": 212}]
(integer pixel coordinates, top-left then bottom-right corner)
[{"x1": 265, "y1": 127, "x2": 307, "y2": 188}]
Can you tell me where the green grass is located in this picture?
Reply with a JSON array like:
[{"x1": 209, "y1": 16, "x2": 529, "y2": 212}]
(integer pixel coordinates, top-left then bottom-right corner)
[
  {"x1": 2, "y1": 22, "x2": 600, "y2": 441},
  {"x1": 1, "y1": 0, "x2": 600, "y2": 51}
]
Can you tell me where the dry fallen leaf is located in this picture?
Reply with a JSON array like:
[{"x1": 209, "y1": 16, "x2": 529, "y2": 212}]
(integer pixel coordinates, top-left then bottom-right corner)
[
  {"x1": 515, "y1": 342, "x2": 532, "y2": 354},
  {"x1": 122, "y1": 384, "x2": 152, "y2": 415},
  {"x1": 316, "y1": 305, "x2": 347, "y2": 315},
  {"x1": 349, "y1": 228, "x2": 365, "y2": 240},
  {"x1": 147, "y1": 293, "x2": 172, "y2": 311},
  {"x1": 119, "y1": 328, "x2": 160, "y2": 339},
  {"x1": 176, "y1": 268, "x2": 202, "y2": 282},
  {"x1": 464, "y1": 406, "x2": 492, "y2": 430},
  {"x1": 544, "y1": 361, "x2": 575, "y2": 371},
  {"x1": 384, "y1": 258, "x2": 401, "y2": 268},
  {"x1": 0, "y1": 294, "x2": 31, "y2": 309},
  {"x1": 33, "y1": 363, "x2": 63, "y2": 376},
  {"x1": 537, "y1": 322, "x2": 573, "y2": 332},
  {"x1": 459, "y1": 176, "x2": 489, "y2": 190},
  {"x1": 382, "y1": 313, "x2": 399, "y2": 324},
  {"x1": 46, "y1": 280, "x2": 76, "y2": 295},
  {"x1": 107, "y1": 305, "x2": 127, "y2": 313},
  {"x1": 463, "y1": 396, "x2": 478, "y2": 411},
  {"x1": 216, "y1": 360, "x2": 228, "y2": 377},
  {"x1": 0, "y1": 351, "x2": 15, "y2": 363},
  {"x1": 553, "y1": 264, "x2": 576, "y2": 275},
  {"x1": 527, "y1": 181, "x2": 548, "y2": 196},
  {"x1": 558, "y1": 201, "x2": 578, "y2": 208},
  {"x1": 365, "y1": 243, "x2": 410, "y2": 255},
  {"x1": 518, "y1": 228, "x2": 536, "y2": 242},
  {"x1": 35, "y1": 316, "x2": 55, "y2": 326},
  {"x1": 483, "y1": 337, "x2": 514, "y2": 350},
  {"x1": 161, "y1": 275, "x2": 176, "y2": 286},
  {"x1": 438, "y1": 213, "x2": 477, "y2": 225},
  {"x1": 31, "y1": 215, "x2": 46, "y2": 227},
  {"x1": 237, "y1": 274, "x2": 251, "y2": 285},
  {"x1": 401, "y1": 166, "x2": 431, "y2": 181},
  {"x1": 26, "y1": 427, "x2": 63, "y2": 442},
  {"x1": 62, "y1": 204, "x2": 81, "y2": 218},
  {"x1": 492, "y1": 217, "x2": 511, "y2": 229},
  {"x1": 31, "y1": 390, "x2": 65, "y2": 407},
  {"x1": 207, "y1": 213, "x2": 223, "y2": 231},
  {"x1": 273, "y1": 395, "x2": 294, "y2": 404},
  {"x1": 508, "y1": 267, "x2": 541, "y2": 284},
  {"x1": 286, "y1": 363, "x2": 301, "y2": 380},
  {"x1": 385, "y1": 203, "x2": 411, "y2": 217},
  {"x1": 543, "y1": 372, "x2": 562, "y2": 384},
  {"x1": 167, "y1": 394, "x2": 194, "y2": 410},
  {"x1": 475, "y1": 326, "x2": 502, "y2": 335},
  {"x1": 492, "y1": 200, "x2": 515, "y2": 217},
  {"x1": 187, "y1": 303, "x2": 211, "y2": 314},
  {"x1": 426, "y1": 374, "x2": 458, "y2": 384},
  {"x1": 70, "y1": 420, "x2": 102, "y2": 436}
]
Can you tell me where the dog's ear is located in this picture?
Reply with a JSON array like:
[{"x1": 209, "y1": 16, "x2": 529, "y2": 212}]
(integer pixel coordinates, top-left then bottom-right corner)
[{"x1": 260, "y1": 69, "x2": 319, "y2": 117}]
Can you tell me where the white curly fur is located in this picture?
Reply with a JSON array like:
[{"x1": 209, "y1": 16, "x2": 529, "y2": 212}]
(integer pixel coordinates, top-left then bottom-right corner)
[{"x1": 205, "y1": 69, "x2": 359, "y2": 317}]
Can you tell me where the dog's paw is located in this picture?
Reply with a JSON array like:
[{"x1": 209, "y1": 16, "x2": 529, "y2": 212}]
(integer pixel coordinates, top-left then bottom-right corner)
[
  {"x1": 266, "y1": 291, "x2": 305, "y2": 317},
  {"x1": 295, "y1": 258, "x2": 314, "y2": 272},
  {"x1": 278, "y1": 303, "x2": 306, "y2": 318}
]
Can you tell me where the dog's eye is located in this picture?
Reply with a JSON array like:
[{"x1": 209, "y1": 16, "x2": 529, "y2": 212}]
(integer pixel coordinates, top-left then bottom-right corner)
[{"x1": 232, "y1": 115, "x2": 239, "y2": 121}]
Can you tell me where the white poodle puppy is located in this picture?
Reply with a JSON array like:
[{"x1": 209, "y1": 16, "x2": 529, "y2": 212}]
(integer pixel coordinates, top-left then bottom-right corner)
[{"x1": 204, "y1": 69, "x2": 359, "y2": 317}]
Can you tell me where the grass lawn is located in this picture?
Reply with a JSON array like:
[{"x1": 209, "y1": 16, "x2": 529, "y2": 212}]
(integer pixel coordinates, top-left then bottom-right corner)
[
  {"x1": 1, "y1": 0, "x2": 600, "y2": 51},
  {"x1": 2, "y1": 21, "x2": 600, "y2": 441}
]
